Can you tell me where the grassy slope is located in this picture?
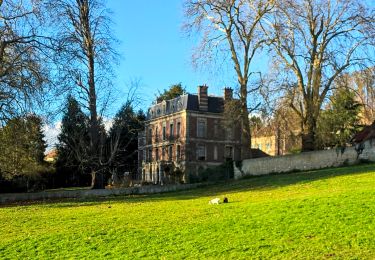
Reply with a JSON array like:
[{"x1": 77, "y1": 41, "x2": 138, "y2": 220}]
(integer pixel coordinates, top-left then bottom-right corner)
[{"x1": 0, "y1": 164, "x2": 374, "y2": 259}]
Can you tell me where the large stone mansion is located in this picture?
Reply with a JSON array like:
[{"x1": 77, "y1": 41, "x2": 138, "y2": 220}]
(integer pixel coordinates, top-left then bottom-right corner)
[{"x1": 138, "y1": 86, "x2": 242, "y2": 184}]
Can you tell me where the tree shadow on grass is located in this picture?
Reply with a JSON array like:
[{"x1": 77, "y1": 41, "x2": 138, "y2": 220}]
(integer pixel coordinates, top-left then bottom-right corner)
[{"x1": 2, "y1": 163, "x2": 375, "y2": 208}]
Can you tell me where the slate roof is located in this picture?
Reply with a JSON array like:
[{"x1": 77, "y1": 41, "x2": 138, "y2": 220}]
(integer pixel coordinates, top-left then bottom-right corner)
[
  {"x1": 352, "y1": 121, "x2": 375, "y2": 143},
  {"x1": 147, "y1": 94, "x2": 224, "y2": 120}
]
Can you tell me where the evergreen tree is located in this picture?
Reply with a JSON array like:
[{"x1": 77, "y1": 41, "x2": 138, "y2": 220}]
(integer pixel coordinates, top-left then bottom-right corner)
[
  {"x1": 0, "y1": 115, "x2": 47, "y2": 188},
  {"x1": 317, "y1": 87, "x2": 362, "y2": 148},
  {"x1": 26, "y1": 115, "x2": 47, "y2": 164},
  {"x1": 107, "y1": 102, "x2": 145, "y2": 178},
  {"x1": 55, "y1": 96, "x2": 90, "y2": 187},
  {"x1": 156, "y1": 83, "x2": 185, "y2": 103}
]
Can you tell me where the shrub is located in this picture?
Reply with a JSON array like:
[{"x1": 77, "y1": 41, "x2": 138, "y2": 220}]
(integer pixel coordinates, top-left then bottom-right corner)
[{"x1": 190, "y1": 160, "x2": 234, "y2": 183}]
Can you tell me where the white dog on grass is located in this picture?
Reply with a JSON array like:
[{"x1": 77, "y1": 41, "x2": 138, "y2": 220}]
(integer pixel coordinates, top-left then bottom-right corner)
[{"x1": 209, "y1": 198, "x2": 220, "y2": 205}]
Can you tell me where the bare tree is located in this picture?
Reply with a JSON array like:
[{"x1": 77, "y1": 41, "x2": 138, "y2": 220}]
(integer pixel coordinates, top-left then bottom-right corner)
[
  {"x1": 184, "y1": 0, "x2": 274, "y2": 159},
  {"x1": 46, "y1": 0, "x2": 118, "y2": 188},
  {"x1": 265, "y1": 0, "x2": 374, "y2": 151},
  {"x1": 0, "y1": 0, "x2": 48, "y2": 123},
  {"x1": 352, "y1": 67, "x2": 375, "y2": 125}
]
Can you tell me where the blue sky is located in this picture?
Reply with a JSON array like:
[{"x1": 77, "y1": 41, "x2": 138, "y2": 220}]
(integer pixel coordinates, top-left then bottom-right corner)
[
  {"x1": 107, "y1": 1, "x2": 240, "y2": 108},
  {"x1": 44, "y1": 0, "x2": 268, "y2": 148}
]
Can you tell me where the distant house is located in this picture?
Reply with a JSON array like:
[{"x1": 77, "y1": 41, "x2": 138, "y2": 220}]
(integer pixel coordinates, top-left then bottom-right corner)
[
  {"x1": 138, "y1": 86, "x2": 242, "y2": 184},
  {"x1": 251, "y1": 125, "x2": 301, "y2": 156},
  {"x1": 351, "y1": 121, "x2": 375, "y2": 159},
  {"x1": 352, "y1": 121, "x2": 375, "y2": 144},
  {"x1": 44, "y1": 149, "x2": 57, "y2": 162}
]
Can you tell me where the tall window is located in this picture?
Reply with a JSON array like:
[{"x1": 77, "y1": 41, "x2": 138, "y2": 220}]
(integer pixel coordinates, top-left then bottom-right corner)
[
  {"x1": 168, "y1": 145, "x2": 173, "y2": 161},
  {"x1": 214, "y1": 145, "x2": 218, "y2": 160},
  {"x1": 197, "y1": 119, "x2": 206, "y2": 138},
  {"x1": 148, "y1": 128, "x2": 152, "y2": 143},
  {"x1": 170, "y1": 123, "x2": 174, "y2": 138},
  {"x1": 225, "y1": 146, "x2": 233, "y2": 160},
  {"x1": 155, "y1": 148, "x2": 159, "y2": 161},
  {"x1": 162, "y1": 126, "x2": 166, "y2": 141},
  {"x1": 197, "y1": 145, "x2": 206, "y2": 161},
  {"x1": 155, "y1": 127, "x2": 159, "y2": 142},
  {"x1": 226, "y1": 127, "x2": 233, "y2": 140},
  {"x1": 176, "y1": 145, "x2": 181, "y2": 159},
  {"x1": 214, "y1": 120, "x2": 219, "y2": 138},
  {"x1": 177, "y1": 122, "x2": 181, "y2": 138}
]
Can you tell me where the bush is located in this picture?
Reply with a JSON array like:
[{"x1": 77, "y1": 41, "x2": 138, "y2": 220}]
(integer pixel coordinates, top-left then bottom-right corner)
[
  {"x1": 189, "y1": 160, "x2": 234, "y2": 183},
  {"x1": 0, "y1": 164, "x2": 56, "y2": 193}
]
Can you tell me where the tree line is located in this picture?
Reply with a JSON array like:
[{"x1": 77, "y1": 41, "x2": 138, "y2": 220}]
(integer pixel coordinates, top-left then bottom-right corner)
[
  {"x1": 185, "y1": 0, "x2": 374, "y2": 153},
  {"x1": 0, "y1": 0, "x2": 145, "y2": 191}
]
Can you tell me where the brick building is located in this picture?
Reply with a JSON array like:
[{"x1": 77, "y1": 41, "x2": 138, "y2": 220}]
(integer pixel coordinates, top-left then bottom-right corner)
[{"x1": 138, "y1": 86, "x2": 241, "y2": 184}]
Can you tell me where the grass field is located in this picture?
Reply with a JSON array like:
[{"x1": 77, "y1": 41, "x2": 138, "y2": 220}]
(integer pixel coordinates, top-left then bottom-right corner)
[{"x1": 0, "y1": 164, "x2": 375, "y2": 259}]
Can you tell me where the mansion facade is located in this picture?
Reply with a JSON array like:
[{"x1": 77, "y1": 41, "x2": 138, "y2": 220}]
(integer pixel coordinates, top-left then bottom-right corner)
[{"x1": 138, "y1": 86, "x2": 242, "y2": 184}]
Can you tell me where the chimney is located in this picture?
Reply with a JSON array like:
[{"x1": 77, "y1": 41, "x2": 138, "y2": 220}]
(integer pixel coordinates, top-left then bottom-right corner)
[
  {"x1": 224, "y1": 87, "x2": 233, "y2": 101},
  {"x1": 198, "y1": 85, "x2": 208, "y2": 111}
]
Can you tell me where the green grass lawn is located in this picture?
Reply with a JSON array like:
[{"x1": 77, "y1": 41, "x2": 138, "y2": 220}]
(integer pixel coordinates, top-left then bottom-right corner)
[{"x1": 1, "y1": 164, "x2": 375, "y2": 259}]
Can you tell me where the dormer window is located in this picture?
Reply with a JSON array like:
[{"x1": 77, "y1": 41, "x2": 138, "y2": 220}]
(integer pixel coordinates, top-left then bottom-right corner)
[
  {"x1": 178, "y1": 100, "x2": 183, "y2": 109},
  {"x1": 162, "y1": 100, "x2": 167, "y2": 114}
]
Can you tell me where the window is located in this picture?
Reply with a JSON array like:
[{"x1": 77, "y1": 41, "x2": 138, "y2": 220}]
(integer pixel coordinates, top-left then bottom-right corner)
[
  {"x1": 177, "y1": 122, "x2": 181, "y2": 138},
  {"x1": 214, "y1": 145, "x2": 218, "y2": 160},
  {"x1": 176, "y1": 145, "x2": 181, "y2": 159},
  {"x1": 214, "y1": 120, "x2": 219, "y2": 138},
  {"x1": 143, "y1": 150, "x2": 146, "y2": 162},
  {"x1": 197, "y1": 119, "x2": 206, "y2": 138},
  {"x1": 148, "y1": 128, "x2": 152, "y2": 143},
  {"x1": 148, "y1": 149, "x2": 152, "y2": 162},
  {"x1": 155, "y1": 148, "x2": 159, "y2": 161},
  {"x1": 197, "y1": 145, "x2": 206, "y2": 161},
  {"x1": 162, "y1": 126, "x2": 166, "y2": 140},
  {"x1": 155, "y1": 127, "x2": 159, "y2": 142},
  {"x1": 162, "y1": 147, "x2": 165, "y2": 160},
  {"x1": 226, "y1": 127, "x2": 233, "y2": 140},
  {"x1": 168, "y1": 146, "x2": 173, "y2": 161},
  {"x1": 225, "y1": 146, "x2": 233, "y2": 160},
  {"x1": 170, "y1": 123, "x2": 174, "y2": 138}
]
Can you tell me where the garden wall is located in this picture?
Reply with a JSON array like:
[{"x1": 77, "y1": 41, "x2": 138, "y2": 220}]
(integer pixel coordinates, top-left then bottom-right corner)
[
  {"x1": 234, "y1": 140, "x2": 375, "y2": 179},
  {"x1": 0, "y1": 183, "x2": 203, "y2": 204}
]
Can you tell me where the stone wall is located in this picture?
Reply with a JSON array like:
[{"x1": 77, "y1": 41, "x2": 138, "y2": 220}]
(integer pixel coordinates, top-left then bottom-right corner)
[
  {"x1": 0, "y1": 183, "x2": 203, "y2": 205},
  {"x1": 234, "y1": 140, "x2": 375, "y2": 179}
]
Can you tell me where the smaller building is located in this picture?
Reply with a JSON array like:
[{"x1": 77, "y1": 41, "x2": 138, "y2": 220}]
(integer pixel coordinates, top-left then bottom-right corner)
[
  {"x1": 44, "y1": 149, "x2": 57, "y2": 162},
  {"x1": 251, "y1": 124, "x2": 301, "y2": 156},
  {"x1": 352, "y1": 121, "x2": 375, "y2": 159}
]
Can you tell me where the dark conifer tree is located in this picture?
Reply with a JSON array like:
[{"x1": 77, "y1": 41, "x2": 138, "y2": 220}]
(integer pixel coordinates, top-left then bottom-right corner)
[
  {"x1": 107, "y1": 102, "x2": 145, "y2": 179},
  {"x1": 55, "y1": 96, "x2": 90, "y2": 187}
]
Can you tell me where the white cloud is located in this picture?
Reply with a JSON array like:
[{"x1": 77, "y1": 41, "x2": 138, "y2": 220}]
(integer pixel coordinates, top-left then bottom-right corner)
[
  {"x1": 43, "y1": 121, "x2": 62, "y2": 151},
  {"x1": 102, "y1": 117, "x2": 113, "y2": 132},
  {"x1": 43, "y1": 118, "x2": 114, "y2": 152}
]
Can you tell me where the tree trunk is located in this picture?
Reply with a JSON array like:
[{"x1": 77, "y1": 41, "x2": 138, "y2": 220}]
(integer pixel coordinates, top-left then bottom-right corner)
[
  {"x1": 240, "y1": 84, "x2": 252, "y2": 159},
  {"x1": 90, "y1": 171, "x2": 105, "y2": 189},
  {"x1": 302, "y1": 116, "x2": 317, "y2": 151}
]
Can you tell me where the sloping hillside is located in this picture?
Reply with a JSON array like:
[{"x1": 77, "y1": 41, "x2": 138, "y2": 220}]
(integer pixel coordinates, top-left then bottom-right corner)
[{"x1": 0, "y1": 164, "x2": 374, "y2": 259}]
